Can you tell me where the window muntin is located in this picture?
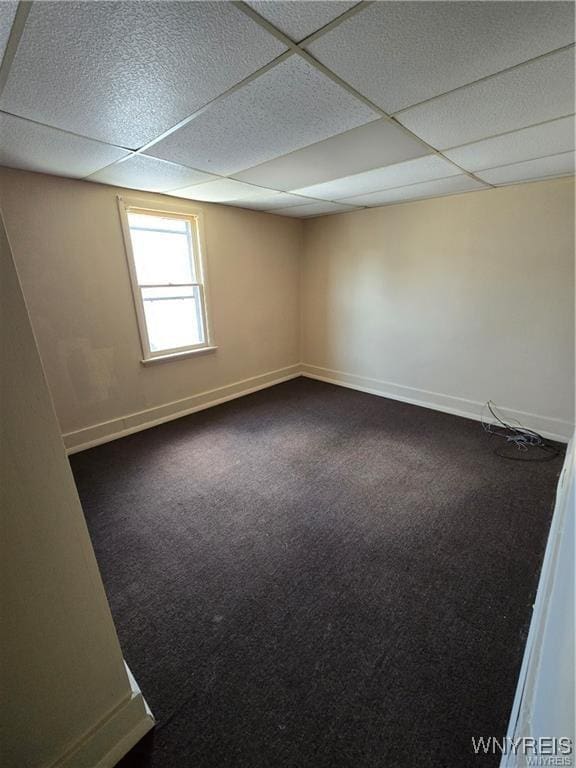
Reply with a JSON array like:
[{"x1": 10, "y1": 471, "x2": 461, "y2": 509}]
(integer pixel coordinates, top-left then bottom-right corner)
[{"x1": 120, "y1": 202, "x2": 211, "y2": 360}]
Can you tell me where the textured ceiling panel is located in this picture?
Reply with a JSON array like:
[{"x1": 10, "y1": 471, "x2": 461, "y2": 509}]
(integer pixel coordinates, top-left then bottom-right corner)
[
  {"x1": 234, "y1": 119, "x2": 429, "y2": 191},
  {"x1": 88, "y1": 155, "x2": 217, "y2": 192},
  {"x1": 397, "y1": 48, "x2": 576, "y2": 149},
  {"x1": 0, "y1": 1, "x2": 286, "y2": 148},
  {"x1": 0, "y1": 112, "x2": 129, "y2": 177},
  {"x1": 145, "y1": 56, "x2": 378, "y2": 175},
  {"x1": 271, "y1": 200, "x2": 361, "y2": 217},
  {"x1": 293, "y1": 155, "x2": 460, "y2": 200},
  {"x1": 1, "y1": 2, "x2": 573, "y2": 215},
  {"x1": 340, "y1": 175, "x2": 487, "y2": 207},
  {"x1": 443, "y1": 116, "x2": 575, "y2": 172},
  {"x1": 227, "y1": 192, "x2": 314, "y2": 211},
  {"x1": 0, "y1": 1, "x2": 18, "y2": 64},
  {"x1": 245, "y1": 1, "x2": 358, "y2": 42},
  {"x1": 306, "y1": 2, "x2": 575, "y2": 113},
  {"x1": 168, "y1": 178, "x2": 278, "y2": 203},
  {"x1": 475, "y1": 152, "x2": 575, "y2": 185}
]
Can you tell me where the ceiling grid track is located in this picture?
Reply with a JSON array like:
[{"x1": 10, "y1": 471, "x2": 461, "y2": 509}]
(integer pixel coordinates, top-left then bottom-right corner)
[{"x1": 0, "y1": 0, "x2": 32, "y2": 99}]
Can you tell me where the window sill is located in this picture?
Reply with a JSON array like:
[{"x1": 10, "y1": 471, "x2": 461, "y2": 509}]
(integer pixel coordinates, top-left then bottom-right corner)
[{"x1": 141, "y1": 346, "x2": 218, "y2": 366}]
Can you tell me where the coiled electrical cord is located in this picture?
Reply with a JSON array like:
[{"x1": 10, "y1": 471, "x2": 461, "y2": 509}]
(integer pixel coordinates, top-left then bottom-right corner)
[{"x1": 481, "y1": 400, "x2": 561, "y2": 462}]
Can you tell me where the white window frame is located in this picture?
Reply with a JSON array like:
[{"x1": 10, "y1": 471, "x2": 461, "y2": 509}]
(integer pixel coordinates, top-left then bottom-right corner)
[{"x1": 117, "y1": 196, "x2": 216, "y2": 364}]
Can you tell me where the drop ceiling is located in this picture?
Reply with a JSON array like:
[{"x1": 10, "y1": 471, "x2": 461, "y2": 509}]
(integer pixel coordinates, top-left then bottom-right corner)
[{"x1": 0, "y1": 1, "x2": 574, "y2": 218}]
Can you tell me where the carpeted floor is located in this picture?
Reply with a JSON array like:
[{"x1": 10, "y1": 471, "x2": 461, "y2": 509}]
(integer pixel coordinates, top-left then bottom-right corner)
[{"x1": 70, "y1": 378, "x2": 565, "y2": 768}]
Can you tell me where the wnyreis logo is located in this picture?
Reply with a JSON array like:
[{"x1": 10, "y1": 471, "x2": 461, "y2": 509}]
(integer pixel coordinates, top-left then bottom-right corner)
[{"x1": 471, "y1": 737, "x2": 573, "y2": 765}]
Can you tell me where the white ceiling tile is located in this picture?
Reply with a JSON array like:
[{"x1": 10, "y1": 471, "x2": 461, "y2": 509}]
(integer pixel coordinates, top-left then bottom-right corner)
[
  {"x1": 443, "y1": 116, "x2": 575, "y2": 172},
  {"x1": 88, "y1": 155, "x2": 217, "y2": 192},
  {"x1": 0, "y1": 112, "x2": 129, "y2": 178},
  {"x1": 234, "y1": 119, "x2": 429, "y2": 191},
  {"x1": 271, "y1": 200, "x2": 361, "y2": 217},
  {"x1": 475, "y1": 152, "x2": 575, "y2": 186},
  {"x1": 169, "y1": 180, "x2": 315, "y2": 210},
  {"x1": 306, "y1": 2, "x2": 575, "y2": 113},
  {"x1": 293, "y1": 155, "x2": 460, "y2": 200},
  {"x1": 168, "y1": 179, "x2": 275, "y2": 203},
  {"x1": 397, "y1": 48, "x2": 575, "y2": 150},
  {"x1": 0, "y1": 1, "x2": 286, "y2": 148},
  {"x1": 145, "y1": 56, "x2": 378, "y2": 175},
  {"x1": 245, "y1": 1, "x2": 357, "y2": 42},
  {"x1": 0, "y1": 1, "x2": 18, "y2": 64},
  {"x1": 340, "y1": 175, "x2": 487, "y2": 207},
  {"x1": 228, "y1": 192, "x2": 315, "y2": 211}
]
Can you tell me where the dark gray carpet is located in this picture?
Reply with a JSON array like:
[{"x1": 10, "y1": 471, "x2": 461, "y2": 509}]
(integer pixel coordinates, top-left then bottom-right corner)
[{"x1": 69, "y1": 378, "x2": 564, "y2": 768}]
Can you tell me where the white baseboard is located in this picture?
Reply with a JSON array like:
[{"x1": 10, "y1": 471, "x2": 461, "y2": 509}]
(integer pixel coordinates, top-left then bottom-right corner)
[
  {"x1": 50, "y1": 663, "x2": 154, "y2": 768},
  {"x1": 64, "y1": 361, "x2": 573, "y2": 453},
  {"x1": 64, "y1": 364, "x2": 302, "y2": 453},
  {"x1": 301, "y1": 363, "x2": 573, "y2": 443}
]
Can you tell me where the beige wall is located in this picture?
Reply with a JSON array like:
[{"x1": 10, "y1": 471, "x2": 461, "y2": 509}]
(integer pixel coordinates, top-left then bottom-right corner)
[
  {"x1": 0, "y1": 213, "x2": 152, "y2": 768},
  {"x1": 301, "y1": 178, "x2": 575, "y2": 438},
  {"x1": 1, "y1": 169, "x2": 573, "y2": 445},
  {"x1": 0, "y1": 168, "x2": 302, "y2": 448}
]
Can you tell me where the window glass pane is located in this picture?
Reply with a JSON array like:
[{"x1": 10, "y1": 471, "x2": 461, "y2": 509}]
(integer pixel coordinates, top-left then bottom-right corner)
[
  {"x1": 130, "y1": 230, "x2": 194, "y2": 285},
  {"x1": 127, "y1": 212, "x2": 196, "y2": 285},
  {"x1": 128, "y1": 212, "x2": 187, "y2": 233},
  {"x1": 141, "y1": 286, "x2": 204, "y2": 352}
]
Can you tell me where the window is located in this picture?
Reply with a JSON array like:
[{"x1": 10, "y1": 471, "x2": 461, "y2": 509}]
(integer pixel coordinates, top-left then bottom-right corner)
[{"x1": 118, "y1": 198, "x2": 214, "y2": 363}]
